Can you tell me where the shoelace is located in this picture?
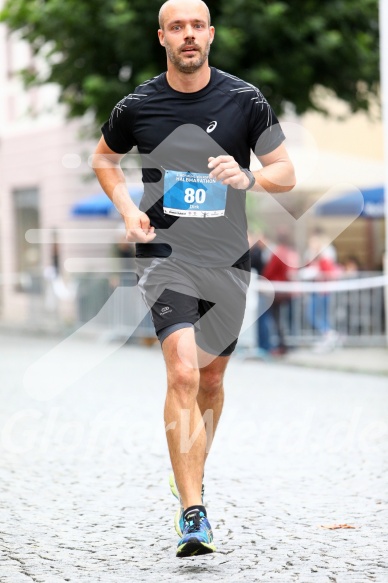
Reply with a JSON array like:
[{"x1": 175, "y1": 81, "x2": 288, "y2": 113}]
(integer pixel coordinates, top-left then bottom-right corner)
[{"x1": 185, "y1": 512, "x2": 203, "y2": 533}]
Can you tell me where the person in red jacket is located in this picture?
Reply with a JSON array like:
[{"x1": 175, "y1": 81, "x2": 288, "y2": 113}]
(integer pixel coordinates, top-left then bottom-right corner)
[{"x1": 262, "y1": 232, "x2": 298, "y2": 354}]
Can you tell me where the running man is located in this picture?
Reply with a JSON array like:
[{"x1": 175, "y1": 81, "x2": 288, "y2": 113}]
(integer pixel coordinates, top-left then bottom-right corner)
[{"x1": 93, "y1": 0, "x2": 295, "y2": 558}]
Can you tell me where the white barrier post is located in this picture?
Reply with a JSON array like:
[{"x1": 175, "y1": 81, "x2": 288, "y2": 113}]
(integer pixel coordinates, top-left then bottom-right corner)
[{"x1": 380, "y1": 0, "x2": 388, "y2": 345}]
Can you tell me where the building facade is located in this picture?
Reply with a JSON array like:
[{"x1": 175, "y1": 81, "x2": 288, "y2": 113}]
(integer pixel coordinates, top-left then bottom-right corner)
[{"x1": 0, "y1": 22, "x2": 126, "y2": 326}]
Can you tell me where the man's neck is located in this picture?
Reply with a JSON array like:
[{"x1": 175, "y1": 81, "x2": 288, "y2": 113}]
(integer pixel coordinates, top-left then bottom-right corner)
[{"x1": 166, "y1": 65, "x2": 211, "y2": 93}]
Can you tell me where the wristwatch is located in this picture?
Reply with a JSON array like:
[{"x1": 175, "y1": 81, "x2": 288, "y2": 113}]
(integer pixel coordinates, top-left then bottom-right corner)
[{"x1": 241, "y1": 168, "x2": 256, "y2": 191}]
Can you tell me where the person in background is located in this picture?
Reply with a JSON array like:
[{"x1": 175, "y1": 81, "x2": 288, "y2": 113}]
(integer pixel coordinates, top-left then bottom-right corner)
[
  {"x1": 250, "y1": 232, "x2": 272, "y2": 355},
  {"x1": 109, "y1": 230, "x2": 137, "y2": 291},
  {"x1": 340, "y1": 255, "x2": 364, "y2": 334},
  {"x1": 262, "y1": 231, "x2": 298, "y2": 355},
  {"x1": 303, "y1": 228, "x2": 341, "y2": 351},
  {"x1": 342, "y1": 255, "x2": 362, "y2": 276}
]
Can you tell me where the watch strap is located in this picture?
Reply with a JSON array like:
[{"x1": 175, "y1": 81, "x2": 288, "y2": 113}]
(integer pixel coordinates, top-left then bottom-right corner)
[{"x1": 241, "y1": 168, "x2": 256, "y2": 190}]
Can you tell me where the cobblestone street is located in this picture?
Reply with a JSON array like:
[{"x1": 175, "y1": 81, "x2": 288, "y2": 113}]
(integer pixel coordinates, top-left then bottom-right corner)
[{"x1": 0, "y1": 333, "x2": 387, "y2": 582}]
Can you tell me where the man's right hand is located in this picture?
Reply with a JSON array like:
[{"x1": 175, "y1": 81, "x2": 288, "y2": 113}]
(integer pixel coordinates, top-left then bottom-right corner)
[
  {"x1": 124, "y1": 210, "x2": 156, "y2": 243},
  {"x1": 92, "y1": 137, "x2": 157, "y2": 244}
]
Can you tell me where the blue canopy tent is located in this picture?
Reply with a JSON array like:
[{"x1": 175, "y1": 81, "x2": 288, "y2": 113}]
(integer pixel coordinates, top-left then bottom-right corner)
[
  {"x1": 314, "y1": 186, "x2": 385, "y2": 218},
  {"x1": 314, "y1": 186, "x2": 385, "y2": 270},
  {"x1": 71, "y1": 185, "x2": 143, "y2": 217}
]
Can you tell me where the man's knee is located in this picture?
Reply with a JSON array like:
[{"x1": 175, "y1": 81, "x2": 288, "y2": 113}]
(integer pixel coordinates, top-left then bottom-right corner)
[
  {"x1": 167, "y1": 364, "x2": 199, "y2": 397},
  {"x1": 199, "y1": 369, "x2": 224, "y2": 399}
]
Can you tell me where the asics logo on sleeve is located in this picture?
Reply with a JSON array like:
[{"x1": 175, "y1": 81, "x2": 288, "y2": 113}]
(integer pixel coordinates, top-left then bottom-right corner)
[{"x1": 206, "y1": 121, "x2": 217, "y2": 133}]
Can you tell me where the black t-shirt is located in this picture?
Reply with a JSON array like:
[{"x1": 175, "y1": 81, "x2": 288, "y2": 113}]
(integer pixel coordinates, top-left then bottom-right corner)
[{"x1": 101, "y1": 67, "x2": 285, "y2": 267}]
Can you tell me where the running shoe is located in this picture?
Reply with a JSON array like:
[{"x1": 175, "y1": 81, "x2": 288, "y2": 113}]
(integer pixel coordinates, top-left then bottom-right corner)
[
  {"x1": 176, "y1": 510, "x2": 216, "y2": 558},
  {"x1": 169, "y1": 473, "x2": 205, "y2": 537}
]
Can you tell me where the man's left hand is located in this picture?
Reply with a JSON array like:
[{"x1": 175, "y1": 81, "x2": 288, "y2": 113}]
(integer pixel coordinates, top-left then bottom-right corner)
[{"x1": 208, "y1": 156, "x2": 250, "y2": 190}]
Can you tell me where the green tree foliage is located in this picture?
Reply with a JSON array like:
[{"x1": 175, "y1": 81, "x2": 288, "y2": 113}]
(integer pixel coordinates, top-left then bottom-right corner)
[{"x1": 0, "y1": 0, "x2": 379, "y2": 124}]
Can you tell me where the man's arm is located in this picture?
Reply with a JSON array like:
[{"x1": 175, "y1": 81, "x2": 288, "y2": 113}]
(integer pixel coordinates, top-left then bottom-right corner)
[
  {"x1": 254, "y1": 143, "x2": 296, "y2": 193},
  {"x1": 92, "y1": 137, "x2": 156, "y2": 242},
  {"x1": 208, "y1": 143, "x2": 296, "y2": 193}
]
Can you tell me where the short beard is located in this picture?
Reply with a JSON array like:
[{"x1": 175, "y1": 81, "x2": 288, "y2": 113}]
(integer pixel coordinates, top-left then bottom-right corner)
[{"x1": 165, "y1": 40, "x2": 211, "y2": 74}]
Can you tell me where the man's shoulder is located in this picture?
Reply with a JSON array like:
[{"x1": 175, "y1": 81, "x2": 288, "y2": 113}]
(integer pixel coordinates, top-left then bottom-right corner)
[
  {"x1": 132, "y1": 73, "x2": 165, "y2": 97},
  {"x1": 214, "y1": 68, "x2": 251, "y2": 88},
  {"x1": 116, "y1": 74, "x2": 164, "y2": 109},
  {"x1": 213, "y1": 68, "x2": 260, "y2": 95},
  {"x1": 107, "y1": 74, "x2": 165, "y2": 128},
  {"x1": 213, "y1": 68, "x2": 270, "y2": 110}
]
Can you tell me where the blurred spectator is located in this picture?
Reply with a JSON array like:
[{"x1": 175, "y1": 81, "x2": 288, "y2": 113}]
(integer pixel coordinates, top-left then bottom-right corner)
[
  {"x1": 262, "y1": 231, "x2": 298, "y2": 355},
  {"x1": 111, "y1": 230, "x2": 136, "y2": 289},
  {"x1": 342, "y1": 255, "x2": 362, "y2": 276},
  {"x1": 115, "y1": 236, "x2": 136, "y2": 261},
  {"x1": 302, "y1": 228, "x2": 341, "y2": 351},
  {"x1": 250, "y1": 232, "x2": 273, "y2": 355}
]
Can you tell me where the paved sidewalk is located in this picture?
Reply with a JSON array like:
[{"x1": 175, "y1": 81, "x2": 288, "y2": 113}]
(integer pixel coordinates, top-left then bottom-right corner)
[
  {"x1": 283, "y1": 347, "x2": 388, "y2": 376},
  {"x1": 0, "y1": 333, "x2": 387, "y2": 582},
  {"x1": 236, "y1": 342, "x2": 388, "y2": 375}
]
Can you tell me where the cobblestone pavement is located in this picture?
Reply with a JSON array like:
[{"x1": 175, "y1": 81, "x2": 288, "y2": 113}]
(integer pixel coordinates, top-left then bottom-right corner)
[{"x1": 0, "y1": 333, "x2": 387, "y2": 582}]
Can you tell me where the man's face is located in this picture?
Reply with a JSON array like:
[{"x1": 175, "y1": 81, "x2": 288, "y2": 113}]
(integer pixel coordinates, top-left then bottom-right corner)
[{"x1": 158, "y1": 2, "x2": 215, "y2": 74}]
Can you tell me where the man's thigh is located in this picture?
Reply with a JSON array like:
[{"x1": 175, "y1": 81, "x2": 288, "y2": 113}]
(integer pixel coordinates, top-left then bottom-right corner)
[
  {"x1": 193, "y1": 261, "x2": 250, "y2": 357},
  {"x1": 136, "y1": 257, "x2": 250, "y2": 357},
  {"x1": 136, "y1": 257, "x2": 201, "y2": 339}
]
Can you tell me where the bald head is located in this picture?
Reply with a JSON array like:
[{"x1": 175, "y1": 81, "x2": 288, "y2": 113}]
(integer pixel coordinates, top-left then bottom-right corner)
[{"x1": 159, "y1": 0, "x2": 211, "y2": 30}]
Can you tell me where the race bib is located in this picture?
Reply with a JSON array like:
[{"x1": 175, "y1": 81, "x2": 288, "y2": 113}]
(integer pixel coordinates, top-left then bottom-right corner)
[{"x1": 163, "y1": 170, "x2": 227, "y2": 218}]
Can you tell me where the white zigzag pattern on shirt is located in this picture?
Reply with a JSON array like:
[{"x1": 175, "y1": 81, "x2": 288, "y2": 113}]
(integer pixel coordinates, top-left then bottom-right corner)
[
  {"x1": 109, "y1": 93, "x2": 148, "y2": 129},
  {"x1": 218, "y1": 69, "x2": 273, "y2": 128},
  {"x1": 109, "y1": 74, "x2": 162, "y2": 129},
  {"x1": 138, "y1": 74, "x2": 161, "y2": 87}
]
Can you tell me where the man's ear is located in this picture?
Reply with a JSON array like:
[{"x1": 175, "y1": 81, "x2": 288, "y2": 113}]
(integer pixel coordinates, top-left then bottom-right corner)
[{"x1": 158, "y1": 29, "x2": 165, "y2": 46}]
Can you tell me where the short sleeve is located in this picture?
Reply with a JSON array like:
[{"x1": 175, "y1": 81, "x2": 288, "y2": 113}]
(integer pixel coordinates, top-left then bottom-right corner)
[
  {"x1": 248, "y1": 90, "x2": 285, "y2": 156},
  {"x1": 101, "y1": 96, "x2": 137, "y2": 154}
]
